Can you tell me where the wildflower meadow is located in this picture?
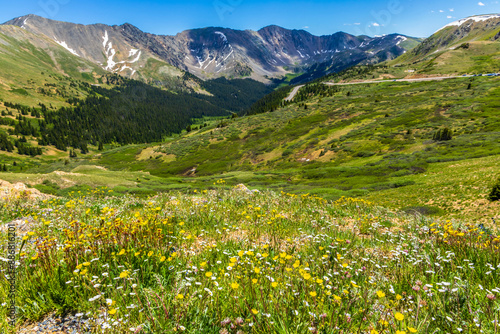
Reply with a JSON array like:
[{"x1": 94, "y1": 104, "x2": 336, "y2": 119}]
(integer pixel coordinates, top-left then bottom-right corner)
[{"x1": 1, "y1": 185, "x2": 499, "y2": 333}]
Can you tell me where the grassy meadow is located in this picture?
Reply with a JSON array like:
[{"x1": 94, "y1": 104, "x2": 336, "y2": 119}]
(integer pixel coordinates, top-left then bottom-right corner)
[
  {"x1": 1, "y1": 186, "x2": 500, "y2": 333},
  {"x1": 1, "y1": 56, "x2": 500, "y2": 333}
]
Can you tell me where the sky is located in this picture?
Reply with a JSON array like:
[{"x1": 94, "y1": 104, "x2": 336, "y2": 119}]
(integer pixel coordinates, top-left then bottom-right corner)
[{"x1": 1, "y1": 0, "x2": 499, "y2": 37}]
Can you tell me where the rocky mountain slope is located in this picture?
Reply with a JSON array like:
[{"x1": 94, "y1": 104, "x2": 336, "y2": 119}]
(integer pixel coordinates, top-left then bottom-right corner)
[
  {"x1": 3, "y1": 14, "x2": 420, "y2": 83},
  {"x1": 392, "y1": 14, "x2": 500, "y2": 73}
]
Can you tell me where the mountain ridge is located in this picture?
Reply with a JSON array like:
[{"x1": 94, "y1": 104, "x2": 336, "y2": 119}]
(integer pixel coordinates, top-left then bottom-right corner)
[{"x1": 2, "y1": 14, "x2": 419, "y2": 83}]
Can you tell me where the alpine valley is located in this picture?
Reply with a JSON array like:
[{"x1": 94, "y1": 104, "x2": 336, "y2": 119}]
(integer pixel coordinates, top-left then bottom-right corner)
[{"x1": 1, "y1": 10, "x2": 500, "y2": 334}]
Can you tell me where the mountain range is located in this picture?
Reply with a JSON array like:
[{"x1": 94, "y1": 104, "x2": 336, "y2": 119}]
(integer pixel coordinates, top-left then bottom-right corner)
[{"x1": 2, "y1": 14, "x2": 420, "y2": 85}]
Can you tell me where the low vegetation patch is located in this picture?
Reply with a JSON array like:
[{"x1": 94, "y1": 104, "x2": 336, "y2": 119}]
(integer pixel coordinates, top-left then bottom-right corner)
[{"x1": 1, "y1": 187, "x2": 499, "y2": 333}]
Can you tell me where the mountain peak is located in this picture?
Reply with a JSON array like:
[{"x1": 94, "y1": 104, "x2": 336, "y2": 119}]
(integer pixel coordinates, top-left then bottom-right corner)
[
  {"x1": 0, "y1": 14, "x2": 419, "y2": 83},
  {"x1": 436, "y1": 13, "x2": 500, "y2": 33}
]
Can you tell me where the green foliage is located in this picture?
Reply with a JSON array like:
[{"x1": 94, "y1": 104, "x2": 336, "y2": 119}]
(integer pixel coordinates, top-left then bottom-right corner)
[
  {"x1": 0, "y1": 189, "x2": 499, "y2": 333},
  {"x1": 39, "y1": 77, "x2": 229, "y2": 151},
  {"x1": 198, "y1": 77, "x2": 273, "y2": 113},
  {"x1": 489, "y1": 177, "x2": 500, "y2": 201},
  {"x1": 433, "y1": 127, "x2": 453, "y2": 141},
  {"x1": 10, "y1": 88, "x2": 29, "y2": 96},
  {"x1": 242, "y1": 85, "x2": 293, "y2": 116}
]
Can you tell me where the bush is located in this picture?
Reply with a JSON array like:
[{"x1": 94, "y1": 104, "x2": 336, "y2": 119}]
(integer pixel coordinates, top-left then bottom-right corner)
[
  {"x1": 433, "y1": 127, "x2": 453, "y2": 141},
  {"x1": 489, "y1": 177, "x2": 500, "y2": 202}
]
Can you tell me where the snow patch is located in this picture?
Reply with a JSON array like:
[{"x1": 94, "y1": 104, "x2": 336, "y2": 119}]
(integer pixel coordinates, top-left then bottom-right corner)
[
  {"x1": 128, "y1": 49, "x2": 139, "y2": 57},
  {"x1": 105, "y1": 48, "x2": 116, "y2": 71},
  {"x1": 215, "y1": 31, "x2": 228, "y2": 43},
  {"x1": 297, "y1": 50, "x2": 305, "y2": 58},
  {"x1": 436, "y1": 14, "x2": 500, "y2": 33},
  {"x1": 120, "y1": 65, "x2": 133, "y2": 72},
  {"x1": 129, "y1": 51, "x2": 141, "y2": 63},
  {"x1": 196, "y1": 55, "x2": 208, "y2": 69},
  {"x1": 204, "y1": 57, "x2": 215, "y2": 70},
  {"x1": 396, "y1": 35, "x2": 407, "y2": 45},
  {"x1": 54, "y1": 38, "x2": 80, "y2": 57},
  {"x1": 102, "y1": 31, "x2": 109, "y2": 48},
  {"x1": 21, "y1": 18, "x2": 28, "y2": 29},
  {"x1": 223, "y1": 49, "x2": 234, "y2": 62}
]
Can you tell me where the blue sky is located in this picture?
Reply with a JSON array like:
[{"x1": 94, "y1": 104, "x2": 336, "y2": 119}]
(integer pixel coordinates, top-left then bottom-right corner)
[{"x1": 1, "y1": 0, "x2": 500, "y2": 37}]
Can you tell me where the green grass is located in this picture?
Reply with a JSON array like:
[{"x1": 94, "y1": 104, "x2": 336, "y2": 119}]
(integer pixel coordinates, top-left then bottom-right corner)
[
  {"x1": 46, "y1": 75, "x2": 496, "y2": 223},
  {"x1": 2, "y1": 76, "x2": 499, "y2": 224},
  {"x1": 1, "y1": 188, "x2": 499, "y2": 333}
]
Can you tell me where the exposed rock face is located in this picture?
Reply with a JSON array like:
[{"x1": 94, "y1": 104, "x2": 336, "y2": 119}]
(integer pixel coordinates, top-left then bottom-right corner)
[
  {"x1": 3, "y1": 14, "x2": 417, "y2": 82},
  {"x1": 0, "y1": 179, "x2": 54, "y2": 201}
]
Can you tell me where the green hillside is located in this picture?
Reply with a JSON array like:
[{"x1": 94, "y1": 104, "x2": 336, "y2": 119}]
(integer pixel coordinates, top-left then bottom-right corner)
[{"x1": 5, "y1": 75, "x2": 497, "y2": 225}]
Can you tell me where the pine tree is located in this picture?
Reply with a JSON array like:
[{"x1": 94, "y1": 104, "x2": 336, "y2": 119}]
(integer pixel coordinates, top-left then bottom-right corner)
[
  {"x1": 433, "y1": 127, "x2": 453, "y2": 141},
  {"x1": 489, "y1": 177, "x2": 500, "y2": 202}
]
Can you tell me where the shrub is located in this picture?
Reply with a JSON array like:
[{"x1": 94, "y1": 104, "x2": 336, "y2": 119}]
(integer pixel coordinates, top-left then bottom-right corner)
[
  {"x1": 433, "y1": 127, "x2": 453, "y2": 141},
  {"x1": 489, "y1": 177, "x2": 500, "y2": 202}
]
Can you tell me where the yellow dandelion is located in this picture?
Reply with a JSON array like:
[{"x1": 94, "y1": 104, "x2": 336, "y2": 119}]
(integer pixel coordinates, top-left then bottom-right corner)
[
  {"x1": 160, "y1": 256, "x2": 166, "y2": 262},
  {"x1": 252, "y1": 279, "x2": 258, "y2": 284},
  {"x1": 408, "y1": 328, "x2": 417, "y2": 333},
  {"x1": 251, "y1": 309, "x2": 259, "y2": 315},
  {"x1": 394, "y1": 312, "x2": 404, "y2": 321},
  {"x1": 119, "y1": 271, "x2": 129, "y2": 278},
  {"x1": 376, "y1": 290, "x2": 385, "y2": 298},
  {"x1": 303, "y1": 273, "x2": 311, "y2": 280},
  {"x1": 396, "y1": 331, "x2": 406, "y2": 334},
  {"x1": 271, "y1": 282, "x2": 278, "y2": 288},
  {"x1": 254, "y1": 268, "x2": 260, "y2": 274},
  {"x1": 117, "y1": 249, "x2": 126, "y2": 256},
  {"x1": 205, "y1": 272, "x2": 213, "y2": 277},
  {"x1": 371, "y1": 330, "x2": 379, "y2": 334},
  {"x1": 108, "y1": 309, "x2": 117, "y2": 315},
  {"x1": 309, "y1": 291, "x2": 317, "y2": 297},
  {"x1": 230, "y1": 257, "x2": 238, "y2": 263},
  {"x1": 176, "y1": 294, "x2": 184, "y2": 299},
  {"x1": 231, "y1": 282, "x2": 239, "y2": 289},
  {"x1": 396, "y1": 294, "x2": 402, "y2": 300}
]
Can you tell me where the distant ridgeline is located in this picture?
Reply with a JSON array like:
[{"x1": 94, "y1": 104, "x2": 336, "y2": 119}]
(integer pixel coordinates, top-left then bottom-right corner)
[{"x1": 0, "y1": 74, "x2": 272, "y2": 155}]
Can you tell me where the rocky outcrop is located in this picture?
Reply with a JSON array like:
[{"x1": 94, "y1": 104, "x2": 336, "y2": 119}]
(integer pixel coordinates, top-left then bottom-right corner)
[{"x1": 0, "y1": 179, "x2": 54, "y2": 201}]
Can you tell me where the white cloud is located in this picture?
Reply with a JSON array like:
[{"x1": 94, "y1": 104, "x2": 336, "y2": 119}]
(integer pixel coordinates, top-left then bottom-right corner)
[
  {"x1": 447, "y1": 15, "x2": 453, "y2": 19},
  {"x1": 354, "y1": 23, "x2": 361, "y2": 25},
  {"x1": 373, "y1": 22, "x2": 381, "y2": 27},
  {"x1": 478, "y1": 1, "x2": 485, "y2": 5},
  {"x1": 302, "y1": 26, "x2": 309, "y2": 29},
  {"x1": 439, "y1": 9, "x2": 444, "y2": 12},
  {"x1": 449, "y1": 8, "x2": 454, "y2": 12}
]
